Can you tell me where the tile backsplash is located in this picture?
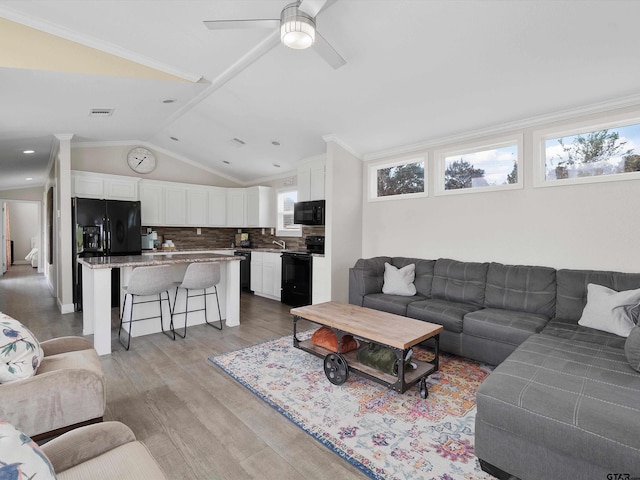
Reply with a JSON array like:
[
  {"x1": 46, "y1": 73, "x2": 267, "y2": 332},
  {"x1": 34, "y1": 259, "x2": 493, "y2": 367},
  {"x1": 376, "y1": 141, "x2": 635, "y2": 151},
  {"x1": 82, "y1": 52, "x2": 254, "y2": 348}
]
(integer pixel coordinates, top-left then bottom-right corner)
[{"x1": 147, "y1": 226, "x2": 325, "y2": 250}]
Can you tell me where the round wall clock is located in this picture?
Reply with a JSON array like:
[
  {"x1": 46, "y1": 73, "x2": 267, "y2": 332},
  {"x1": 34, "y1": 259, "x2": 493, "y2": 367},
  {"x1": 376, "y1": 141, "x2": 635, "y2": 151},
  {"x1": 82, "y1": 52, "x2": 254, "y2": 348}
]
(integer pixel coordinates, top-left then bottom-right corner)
[{"x1": 127, "y1": 147, "x2": 157, "y2": 174}]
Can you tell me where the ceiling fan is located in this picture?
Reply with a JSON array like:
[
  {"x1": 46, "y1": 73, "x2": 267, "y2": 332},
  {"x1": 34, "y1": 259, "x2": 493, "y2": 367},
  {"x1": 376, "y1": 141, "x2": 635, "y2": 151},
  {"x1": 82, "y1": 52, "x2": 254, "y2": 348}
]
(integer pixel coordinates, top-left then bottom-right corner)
[{"x1": 203, "y1": 0, "x2": 346, "y2": 69}]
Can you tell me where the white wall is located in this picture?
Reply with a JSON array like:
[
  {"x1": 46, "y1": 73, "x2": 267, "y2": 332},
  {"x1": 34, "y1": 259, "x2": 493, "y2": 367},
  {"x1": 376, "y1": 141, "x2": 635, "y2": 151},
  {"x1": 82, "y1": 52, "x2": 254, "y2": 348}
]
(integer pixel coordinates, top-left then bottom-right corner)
[
  {"x1": 8, "y1": 202, "x2": 38, "y2": 264},
  {"x1": 0, "y1": 187, "x2": 44, "y2": 201},
  {"x1": 326, "y1": 140, "x2": 363, "y2": 302},
  {"x1": 71, "y1": 145, "x2": 241, "y2": 187},
  {"x1": 362, "y1": 105, "x2": 640, "y2": 273}
]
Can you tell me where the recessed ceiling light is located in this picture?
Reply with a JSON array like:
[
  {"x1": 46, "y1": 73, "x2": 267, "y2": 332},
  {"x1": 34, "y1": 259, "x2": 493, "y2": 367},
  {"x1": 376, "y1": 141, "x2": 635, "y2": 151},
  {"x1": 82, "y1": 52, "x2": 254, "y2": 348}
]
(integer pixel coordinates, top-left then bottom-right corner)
[
  {"x1": 23, "y1": 150, "x2": 35, "y2": 154},
  {"x1": 273, "y1": 163, "x2": 281, "y2": 168},
  {"x1": 25, "y1": 177, "x2": 33, "y2": 181},
  {"x1": 170, "y1": 136, "x2": 179, "y2": 141},
  {"x1": 162, "y1": 99, "x2": 176, "y2": 104},
  {"x1": 223, "y1": 160, "x2": 231, "y2": 165},
  {"x1": 271, "y1": 141, "x2": 281, "y2": 146}
]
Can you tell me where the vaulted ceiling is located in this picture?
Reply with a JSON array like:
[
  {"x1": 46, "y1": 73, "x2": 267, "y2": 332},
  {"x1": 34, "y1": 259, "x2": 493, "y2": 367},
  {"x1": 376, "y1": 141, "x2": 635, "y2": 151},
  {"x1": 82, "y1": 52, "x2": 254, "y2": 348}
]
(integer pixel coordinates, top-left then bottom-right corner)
[{"x1": 2, "y1": 0, "x2": 640, "y2": 190}]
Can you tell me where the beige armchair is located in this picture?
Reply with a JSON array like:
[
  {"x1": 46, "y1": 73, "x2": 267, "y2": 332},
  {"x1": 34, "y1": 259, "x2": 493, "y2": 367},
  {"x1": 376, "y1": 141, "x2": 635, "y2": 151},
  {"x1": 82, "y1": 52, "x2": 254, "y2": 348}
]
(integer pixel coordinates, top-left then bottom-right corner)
[
  {"x1": 42, "y1": 421, "x2": 167, "y2": 479},
  {"x1": 0, "y1": 336, "x2": 105, "y2": 441}
]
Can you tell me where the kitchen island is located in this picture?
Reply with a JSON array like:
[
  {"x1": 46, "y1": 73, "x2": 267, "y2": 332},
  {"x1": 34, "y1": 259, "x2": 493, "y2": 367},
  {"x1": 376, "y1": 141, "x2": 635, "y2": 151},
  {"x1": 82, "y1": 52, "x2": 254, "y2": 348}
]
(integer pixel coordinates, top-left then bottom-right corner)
[{"x1": 78, "y1": 252, "x2": 242, "y2": 355}]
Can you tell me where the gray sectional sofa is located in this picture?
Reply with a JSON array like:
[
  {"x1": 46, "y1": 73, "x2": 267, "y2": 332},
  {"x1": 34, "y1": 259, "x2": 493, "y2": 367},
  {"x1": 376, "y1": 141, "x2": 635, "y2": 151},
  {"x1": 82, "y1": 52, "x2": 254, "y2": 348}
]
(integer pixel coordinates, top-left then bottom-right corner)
[{"x1": 348, "y1": 256, "x2": 640, "y2": 480}]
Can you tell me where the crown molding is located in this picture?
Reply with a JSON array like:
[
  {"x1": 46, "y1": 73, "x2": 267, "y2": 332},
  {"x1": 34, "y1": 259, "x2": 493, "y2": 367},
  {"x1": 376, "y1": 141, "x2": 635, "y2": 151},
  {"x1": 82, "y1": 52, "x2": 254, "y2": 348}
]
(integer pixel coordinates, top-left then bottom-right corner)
[
  {"x1": 54, "y1": 133, "x2": 74, "y2": 142},
  {"x1": 363, "y1": 93, "x2": 640, "y2": 162},
  {"x1": 0, "y1": 6, "x2": 202, "y2": 82},
  {"x1": 249, "y1": 169, "x2": 298, "y2": 186},
  {"x1": 71, "y1": 140, "x2": 133, "y2": 149},
  {"x1": 322, "y1": 134, "x2": 362, "y2": 160}
]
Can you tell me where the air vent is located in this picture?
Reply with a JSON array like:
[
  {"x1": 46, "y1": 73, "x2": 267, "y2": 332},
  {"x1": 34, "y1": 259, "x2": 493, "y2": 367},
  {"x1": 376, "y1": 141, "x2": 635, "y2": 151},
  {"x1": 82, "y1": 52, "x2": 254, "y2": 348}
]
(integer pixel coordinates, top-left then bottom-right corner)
[{"x1": 89, "y1": 108, "x2": 114, "y2": 117}]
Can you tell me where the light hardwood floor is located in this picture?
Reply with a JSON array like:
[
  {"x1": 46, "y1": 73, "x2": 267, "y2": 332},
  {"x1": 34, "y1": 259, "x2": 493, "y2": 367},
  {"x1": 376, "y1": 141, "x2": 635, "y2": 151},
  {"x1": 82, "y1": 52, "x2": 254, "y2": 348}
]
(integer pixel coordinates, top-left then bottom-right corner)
[{"x1": 0, "y1": 265, "x2": 367, "y2": 480}]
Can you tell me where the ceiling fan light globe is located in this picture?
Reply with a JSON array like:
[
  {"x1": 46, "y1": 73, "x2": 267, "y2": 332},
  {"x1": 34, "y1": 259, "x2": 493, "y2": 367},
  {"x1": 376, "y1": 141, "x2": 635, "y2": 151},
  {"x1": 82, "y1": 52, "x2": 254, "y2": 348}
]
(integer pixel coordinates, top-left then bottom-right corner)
[
  {"x1": 280, "y1": 3, "x2": 316, "y2": 49},
  {"x1": 282, "y1": 28, "x2": 315, "y2": 49}
]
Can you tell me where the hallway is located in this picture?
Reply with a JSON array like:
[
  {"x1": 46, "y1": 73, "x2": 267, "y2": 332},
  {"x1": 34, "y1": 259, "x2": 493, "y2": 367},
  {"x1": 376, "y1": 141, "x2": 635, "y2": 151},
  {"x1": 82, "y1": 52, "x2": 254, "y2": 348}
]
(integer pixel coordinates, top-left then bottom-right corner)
[{"x1": 0, "y1": 264, "x2": 83, "y2": 341}]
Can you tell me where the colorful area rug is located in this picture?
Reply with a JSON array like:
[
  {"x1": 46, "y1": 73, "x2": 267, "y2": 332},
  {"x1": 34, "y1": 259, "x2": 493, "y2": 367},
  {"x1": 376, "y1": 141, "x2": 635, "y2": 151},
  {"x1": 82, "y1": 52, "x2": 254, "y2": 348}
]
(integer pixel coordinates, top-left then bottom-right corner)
[{"x1": 209, "y1": 331, "x2": 494, "y2": 480}]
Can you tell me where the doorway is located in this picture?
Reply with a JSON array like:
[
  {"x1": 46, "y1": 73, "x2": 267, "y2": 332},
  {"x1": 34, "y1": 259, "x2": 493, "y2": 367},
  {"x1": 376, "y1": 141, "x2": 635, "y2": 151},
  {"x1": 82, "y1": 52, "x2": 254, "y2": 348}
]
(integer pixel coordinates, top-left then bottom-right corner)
[{"x1": 1, "y1": 200, "x2": 41, "y2": 276}]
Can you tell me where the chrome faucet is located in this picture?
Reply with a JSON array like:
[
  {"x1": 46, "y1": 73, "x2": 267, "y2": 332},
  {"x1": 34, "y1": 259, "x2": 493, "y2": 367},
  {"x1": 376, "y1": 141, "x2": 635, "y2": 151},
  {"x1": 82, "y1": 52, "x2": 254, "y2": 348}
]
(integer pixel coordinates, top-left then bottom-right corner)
[{"x1": 272, "y1": 240, "x2": 286, "y2": 249}]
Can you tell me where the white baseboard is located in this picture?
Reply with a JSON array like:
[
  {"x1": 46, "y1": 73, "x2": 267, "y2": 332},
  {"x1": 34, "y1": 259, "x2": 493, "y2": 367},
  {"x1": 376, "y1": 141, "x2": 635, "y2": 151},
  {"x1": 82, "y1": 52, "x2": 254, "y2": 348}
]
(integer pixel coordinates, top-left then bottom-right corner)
[{"x1": 59, "y1": 302, "x2": 75, "y2": 314}]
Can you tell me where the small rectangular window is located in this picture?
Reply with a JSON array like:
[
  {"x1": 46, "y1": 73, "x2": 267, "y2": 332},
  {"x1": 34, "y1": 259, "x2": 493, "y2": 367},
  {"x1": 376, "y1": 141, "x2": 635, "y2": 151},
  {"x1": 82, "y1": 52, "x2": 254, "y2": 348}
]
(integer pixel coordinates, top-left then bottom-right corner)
[
  {"x1": 368, "y1": 157, "x2": 427, "y2": 201},
  {"x1": 542, "y1": 123, "x2": 640, "y2": 182},
  {"x1": 277, "y1": 189, "x2": 301, "y2": 237},
  {"x1": 435, "y1": 136, "x2": 522, "y2": 196}
]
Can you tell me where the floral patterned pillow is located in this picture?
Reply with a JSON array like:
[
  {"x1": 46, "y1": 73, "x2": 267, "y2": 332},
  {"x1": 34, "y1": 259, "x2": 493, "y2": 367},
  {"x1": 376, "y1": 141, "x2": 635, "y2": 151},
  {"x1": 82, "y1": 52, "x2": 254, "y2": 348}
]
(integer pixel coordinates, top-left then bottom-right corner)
[
  {"x1": 0, "y1": 313, "x2": 44, "y2": 384},
  {"x1": 0, "y1": 419, "x2": 57, "y2": 479}
]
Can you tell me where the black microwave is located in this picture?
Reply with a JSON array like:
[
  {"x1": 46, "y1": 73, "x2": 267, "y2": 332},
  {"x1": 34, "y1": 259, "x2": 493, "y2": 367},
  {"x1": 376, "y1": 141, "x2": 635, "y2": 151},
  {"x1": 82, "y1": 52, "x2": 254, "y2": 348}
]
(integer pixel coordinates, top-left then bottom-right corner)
[{"x1": 293, "y1": 200, "x2": 325, "y2": 225}]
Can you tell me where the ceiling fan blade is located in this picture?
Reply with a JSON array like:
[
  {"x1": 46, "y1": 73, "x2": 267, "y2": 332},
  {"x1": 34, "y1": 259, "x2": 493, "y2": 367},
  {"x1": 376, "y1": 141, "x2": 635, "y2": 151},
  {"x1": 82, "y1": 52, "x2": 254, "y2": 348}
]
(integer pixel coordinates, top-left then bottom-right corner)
[
  {"x1": 298, "y1": 0, "x2": 328, "y2": 18},
  {"x1": 203, "y1": 19, "x2": 279, "y2": 30},
  {"x1": 313, "y1": 31, "x2": 346, "y2": 69}
]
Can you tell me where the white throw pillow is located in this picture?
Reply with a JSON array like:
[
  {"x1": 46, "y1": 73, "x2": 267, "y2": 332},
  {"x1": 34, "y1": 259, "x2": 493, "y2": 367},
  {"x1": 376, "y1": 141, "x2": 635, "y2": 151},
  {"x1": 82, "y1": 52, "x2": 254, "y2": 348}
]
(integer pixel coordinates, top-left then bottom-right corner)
[
  {"x1": 0, "y1": 419, "x2": 57, "y2": 479},
  {"x1": 382, "y1": 262, "x2": 417, "y2": 296},
  {"x1": 578, "y1": 284, "x2": 640, "y2": 337},
  {"x1": 0, "y1": 313, "x2": 44, "y2": 384}
]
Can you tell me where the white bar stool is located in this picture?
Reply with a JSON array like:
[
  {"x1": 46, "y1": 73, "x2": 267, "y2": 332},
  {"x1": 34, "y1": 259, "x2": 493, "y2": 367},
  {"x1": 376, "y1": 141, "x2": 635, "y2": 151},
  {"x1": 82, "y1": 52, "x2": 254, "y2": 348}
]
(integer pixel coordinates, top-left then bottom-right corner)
[
  {"x1": 171, "y1": 262, "x2": 223, "y2": 338},
  {"x1": 118, "y1": 265, "x2": 175, "y2": 350}
]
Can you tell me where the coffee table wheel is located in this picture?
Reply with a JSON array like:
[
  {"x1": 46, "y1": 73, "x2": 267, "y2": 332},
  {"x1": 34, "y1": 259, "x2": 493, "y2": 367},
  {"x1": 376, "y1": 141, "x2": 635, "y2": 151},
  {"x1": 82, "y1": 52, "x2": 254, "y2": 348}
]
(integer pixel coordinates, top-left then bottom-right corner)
[
  {"x1": 324, "y1": 353, "x2": 349, "y2": 385},
  {"x1": 419, "y1": 378, "x2": 428, "y2": 399}
]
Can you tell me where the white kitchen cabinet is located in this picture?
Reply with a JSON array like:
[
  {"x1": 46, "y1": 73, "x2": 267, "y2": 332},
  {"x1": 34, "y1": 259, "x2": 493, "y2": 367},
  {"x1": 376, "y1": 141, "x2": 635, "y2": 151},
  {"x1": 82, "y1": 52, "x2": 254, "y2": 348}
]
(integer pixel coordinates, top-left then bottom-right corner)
[
  {"x1": 208, "y1": 187, "x2": 227, "y2": 226},
  {"x1": 164, "y1": 186, "x2": 186, "y2": 225},
  {"x1": 297, "y1": 157, "x2": 326, "y2": 201},
  {"x1": 262, "y1": 252, "x2": 282, "y2": 299},
  {"x1": 226, "y1": 189, "x2": 246, "y2": 227},
  {"x1": 250, "y1": 251, "x2": 263, "y2": 293},
  {"x1": 312, "y1": 255, "x2": 330, "y2": 304},
  {"x1": 246, "y1": 186, "x2": 274, "y2": 227},
  {"x1": 72, "y1": 172, "x2": 104, "y2": 198},
  {"x1": 250, "y1": 251, "x2": 282, "y2": 300},
  {"x1": 104, "y1": 177, "x2": 138, "y2": 201},
  {"x1": 71, "y1": 171, "x2": 139, "y2": 200},
  {"x1": 139, "y1": 182, "x2": 164, "y2": 225},
  {"x1": 75, "y1": 172, "x2": 276, "y2": 229},
  {"x1": 186, "y1": 188, "x2": 208, "y2": 226}
]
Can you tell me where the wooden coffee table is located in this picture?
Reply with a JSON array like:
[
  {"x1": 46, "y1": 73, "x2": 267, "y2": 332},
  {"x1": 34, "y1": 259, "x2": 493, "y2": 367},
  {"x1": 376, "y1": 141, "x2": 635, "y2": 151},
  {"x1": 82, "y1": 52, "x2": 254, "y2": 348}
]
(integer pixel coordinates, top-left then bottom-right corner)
[{"x1": 291, "y1": 302, "x2": 443, "y2": 399}]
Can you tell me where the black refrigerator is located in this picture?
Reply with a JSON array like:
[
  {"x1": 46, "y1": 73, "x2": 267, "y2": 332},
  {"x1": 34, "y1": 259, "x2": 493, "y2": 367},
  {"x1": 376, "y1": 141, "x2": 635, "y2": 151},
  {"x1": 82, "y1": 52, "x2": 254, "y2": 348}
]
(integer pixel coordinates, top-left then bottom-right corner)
[{"x1": 72, "y1": 197, "x2": 142, "y2": 311}]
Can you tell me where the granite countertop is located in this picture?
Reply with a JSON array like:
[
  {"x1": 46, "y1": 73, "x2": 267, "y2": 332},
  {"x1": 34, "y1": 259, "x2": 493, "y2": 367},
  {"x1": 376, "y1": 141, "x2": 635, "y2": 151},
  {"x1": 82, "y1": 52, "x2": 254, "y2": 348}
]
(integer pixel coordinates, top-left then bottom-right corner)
[
  {"x1": 78, "y1": 252, "x2": 241, "y2": 269},
  {"x1": 235, "y1": 248, "x2": 324, "y2": 257},
  {"x1": 235, "y1": 248, "x2": 290, "y2": 253},
  {"x1": 143, "y1": 247, "x2": 324, "y2": 257}
]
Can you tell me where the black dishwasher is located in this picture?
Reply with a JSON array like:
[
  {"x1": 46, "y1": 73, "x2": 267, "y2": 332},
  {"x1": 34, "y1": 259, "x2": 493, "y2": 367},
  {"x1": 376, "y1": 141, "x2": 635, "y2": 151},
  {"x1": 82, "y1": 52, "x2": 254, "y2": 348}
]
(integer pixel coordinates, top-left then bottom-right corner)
[
  {"x1": 234, "y1": 250, "x2": 252, "y2": 293},
  {"x1": 281, "y1": 252, "x2": 312, "y2": 307}
]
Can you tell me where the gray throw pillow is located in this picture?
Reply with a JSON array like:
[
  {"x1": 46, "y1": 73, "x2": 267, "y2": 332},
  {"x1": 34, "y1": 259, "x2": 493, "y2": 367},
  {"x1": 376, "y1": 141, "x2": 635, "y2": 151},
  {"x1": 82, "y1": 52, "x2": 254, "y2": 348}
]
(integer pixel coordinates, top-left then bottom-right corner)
[{"x1": 625, "y1": 326, "x2": 640, "y2": 373}]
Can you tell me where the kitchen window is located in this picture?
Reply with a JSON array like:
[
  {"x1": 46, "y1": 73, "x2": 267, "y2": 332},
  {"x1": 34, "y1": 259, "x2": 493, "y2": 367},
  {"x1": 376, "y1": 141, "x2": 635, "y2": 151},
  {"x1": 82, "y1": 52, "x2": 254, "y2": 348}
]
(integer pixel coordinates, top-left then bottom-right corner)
[
  {"x1": 276, "y1": 188, "x2": 302, "y2": 237},
  {"x1": 368, "y1": 157, "x2": 427, "y2": 201},
  {"x1": 435, "y1": 135, "x2": 522, "y2": 196},
  {"x1": 533, "y1": 116, "x2": 640, "y2": 187}
]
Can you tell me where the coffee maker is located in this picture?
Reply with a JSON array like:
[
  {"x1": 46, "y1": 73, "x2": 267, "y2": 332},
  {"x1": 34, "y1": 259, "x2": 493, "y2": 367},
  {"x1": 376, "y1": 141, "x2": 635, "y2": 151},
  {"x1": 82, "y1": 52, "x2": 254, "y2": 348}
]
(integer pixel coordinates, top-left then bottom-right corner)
[{"x1": 141, "y1": 231, "x2": 157, "y2": 250}]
